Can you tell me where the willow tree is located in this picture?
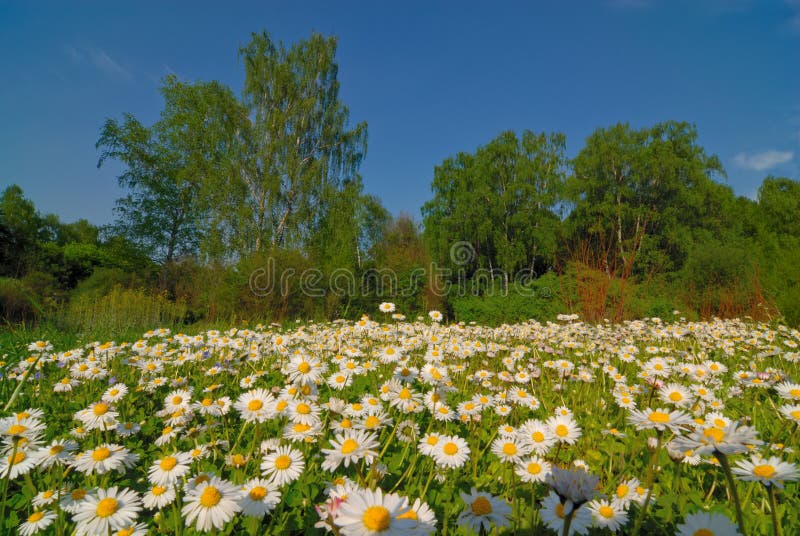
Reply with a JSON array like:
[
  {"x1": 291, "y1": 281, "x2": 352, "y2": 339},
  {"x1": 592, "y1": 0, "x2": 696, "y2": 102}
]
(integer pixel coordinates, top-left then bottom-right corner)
[{"x1": 205, "y1": 31, "x2": 368, "y2": 256}]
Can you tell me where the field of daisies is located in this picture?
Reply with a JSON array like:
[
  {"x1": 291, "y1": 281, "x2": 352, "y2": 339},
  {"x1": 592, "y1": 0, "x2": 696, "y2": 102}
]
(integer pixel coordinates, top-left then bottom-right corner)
[{"x1": 1, "y1": 307, "x2": 799, "y2": 536}]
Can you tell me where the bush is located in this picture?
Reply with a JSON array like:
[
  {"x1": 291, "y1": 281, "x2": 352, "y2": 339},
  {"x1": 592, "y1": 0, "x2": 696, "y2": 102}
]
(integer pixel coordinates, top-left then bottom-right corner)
[
  {"x1": 450, "y1": 273, "x2": 564, "y2": 325},
  {"x1": 0, "y1": 278, "x2": 42, "y2": 324}
]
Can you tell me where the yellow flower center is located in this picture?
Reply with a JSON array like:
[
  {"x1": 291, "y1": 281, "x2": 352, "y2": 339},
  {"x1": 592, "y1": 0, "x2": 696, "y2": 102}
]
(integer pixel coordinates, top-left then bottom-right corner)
[
  {"x1": 298, "y1": 362, "x2": 311, "y2": 374},
  {"x1": 202, "y1": 398, "x2": 213, "y2": 407},
  {"x1": 790, "y1": 389, "x2": 800, "y2": 398},
  {"x1": 116, "y1": 527, "x2": 135, "y2": 536},
  {"x1": 555, "y1": 502, "x2": 566, "y2": 519},
  {"x1": 668, "y1": 392, "x2": 683, "y2": 402},
  {"x1": 599, "y1": 505, "x2": 615, "y2": 519},
  {"x1": 362, "y1": 505, "x2": 391, "y2": 531},
  {"x1": 172, "y1": 396, "x2": 183, "y2": 405},
  {"x1": 274, "y1": 455, "x2": 292, "y2": 470},
  {"x1": 397, "y1": 508, "x2": 418, "y2": 520},
  {"x1": 426, "y1": 436, "x2": 438, "y2": 446},
  {"x1": 399, "y1": 388, "x2": 412, "y2": 400},
  {"x1": 276, "y1": 400, "x2": 288, "y2": 412},
  {"x1": 502, "y1": 443, "x2": 517, "y2": 456},
  {"x1": 42, "y1": 490, "x2": 54, "y2": 498},
  {"x1": 648, "y1": 412, "x2": 670, "y2": 424},
  {"x1": 753, "y1": 464, "x2": 775, "y2": 478},
  {"x1": 93, "y1": 403, "x2": 109, "y2": 416},
  {"x1": 249, "y1": 486, "x2": 267, "y2": 501},
  {"x1": 247, "y1": 400, "x2": 263, "y2": 411},
  {"x1": 341, "y1": 439, "x2": 359, "y2": 454},
  {"x1": 443, "y1": 442, "x2": 459, "y2": 455},
  {"x1": 296, "y1": 403, "x2": 311, "y2": 415},
  {"x1": 152, "y1": 486, "x2": 166, "y2": 496},
  {"x1": 471, "y1": 496, "x2": 492, "y2": 516},
  {"x1": 704, "y1": 427, "x2": 725, "y2": 443},
  {"x1": 200, "y1": 486, "x2": 222, "y2": 507},
  {"x1": 293, "y1": 423, "x2": 310, "y2": 433},
  {"x1": 28, "y1": 511, "x2": 45, "y2": 522},
  {"x1": 532, "y1": 431, "x2": 545, "y2": 442},
  {"x1": 231, "y1": 454, "x2": 246, "y2": 466},
  {"x1": 616, "y1": 484, "x2": 629, "y2": 498},
  {"x1": 160, "y1": 457, "x2": 178, "y2": 470},
  {"x1": 555, "y1": 424, "x2": 569, "y2": 437},
  {"x1": 96, "y1": 497, "x2": 118, "y2": 518},
  {"x1": 527, "y1": 462, "x2": 542, "y2": 475},
  {"x1": 8, "y1": 424, "x2": 27, "y2": 435},
  {"x1": 364, "y1": 416, "x2": 380, "y2": 429},
  {"x1": 71, "y1": 489, "x2": 86, "y2": 500},
  {"x1": 92, "y1": 447, "x2": 111, "y2": 461}
]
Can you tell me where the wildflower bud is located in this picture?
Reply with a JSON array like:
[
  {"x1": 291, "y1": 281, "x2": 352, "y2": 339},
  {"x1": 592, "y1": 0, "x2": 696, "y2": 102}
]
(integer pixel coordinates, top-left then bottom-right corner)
[{"x1": 647, "y1": 437, "x2": 659, "y2": 451}]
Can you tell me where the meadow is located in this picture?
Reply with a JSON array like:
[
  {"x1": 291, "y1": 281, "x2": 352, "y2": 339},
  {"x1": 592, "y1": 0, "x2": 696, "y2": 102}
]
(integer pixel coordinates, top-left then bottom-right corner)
[{"x1": 1, "y1": 307, "x2": 798, "y2": 535}]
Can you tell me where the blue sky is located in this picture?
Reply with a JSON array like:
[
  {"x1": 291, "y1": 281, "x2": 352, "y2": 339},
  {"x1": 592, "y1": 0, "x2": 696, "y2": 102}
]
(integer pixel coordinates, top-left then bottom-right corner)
[{"x1": 1, "y1": 0, "x2": 798, "y2": 225}]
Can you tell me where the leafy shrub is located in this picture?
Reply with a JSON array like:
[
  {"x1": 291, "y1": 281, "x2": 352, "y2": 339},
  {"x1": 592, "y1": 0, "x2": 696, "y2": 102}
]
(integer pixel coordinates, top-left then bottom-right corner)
[{"x1": 0, "y1": 277, "x2": 42, "y2": 324}]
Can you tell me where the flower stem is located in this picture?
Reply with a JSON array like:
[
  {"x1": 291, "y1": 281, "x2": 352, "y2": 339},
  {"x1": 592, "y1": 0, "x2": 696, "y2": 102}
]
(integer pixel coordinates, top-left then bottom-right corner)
[
  {"x1": 716, "y1": 452, "x2": 747, "y2": 536},
  {"x1": 766, "y1": 485, "x2": 783, "y2": 536}
]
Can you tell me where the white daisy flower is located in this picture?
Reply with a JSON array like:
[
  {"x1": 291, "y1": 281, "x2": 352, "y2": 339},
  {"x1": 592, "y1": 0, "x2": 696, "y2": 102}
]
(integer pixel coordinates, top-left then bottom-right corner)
[
  {"x1": 321, "y1": 430, "x2": 380, "y2": 472},
  {"x1": 732, "y1": 454, "x2": 800, "y2": 489},
  {"x1": 675, "y1": 511, "x2": 740, "y2": 536},
  {"x1": 142, "y1": 484, "x2": 176, "y2": 510},
  {"x1": 18, "y1": 510, "x2": 56, "y2": 536},
  {"x1": 72, "y1": 487, "x2": 142, "y2": 536},
  {"x1": 457, "y1": 488, "x2": 511, "y2": 534},
  {"x1": 147, "y1": 451, "x2": 192, "y2": 487},
  {"x1": 239, "y1": 478, "x2": 281, "y2": 518},
  {"x1": 334, "y1": 487, "x2": 415, "y2": 536},
  {"x1": 515, "y1": 455, "x2": 552, "y2": 483},
  {"x1": 587, "y1": 498, "x2": 628, "y2": 531},
  {"x1": 431, "y1": 435, "x2": 470, "y2": 469},
  {"x1": 261, "y1": 446, "x2": 305, "y2": 486},
  {"x1": 181, "y1": 475, "x2": 242, "y2": 532}
]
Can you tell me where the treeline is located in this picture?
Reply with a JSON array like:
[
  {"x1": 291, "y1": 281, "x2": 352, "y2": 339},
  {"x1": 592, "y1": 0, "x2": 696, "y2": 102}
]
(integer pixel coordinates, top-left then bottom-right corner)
[{"x1": 2, "y1": 30, "x2": 799, "y2": 330}]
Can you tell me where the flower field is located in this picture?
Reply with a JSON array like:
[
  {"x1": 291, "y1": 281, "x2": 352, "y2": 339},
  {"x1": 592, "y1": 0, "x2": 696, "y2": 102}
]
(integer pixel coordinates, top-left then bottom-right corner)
[{"x1": 1, "y1": 309, "x2": 799, "y2": 535}]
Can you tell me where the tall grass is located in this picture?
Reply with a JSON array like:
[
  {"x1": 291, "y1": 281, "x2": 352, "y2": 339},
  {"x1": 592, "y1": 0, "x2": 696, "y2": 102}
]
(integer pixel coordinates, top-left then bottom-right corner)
[{"x1": 60, "y1": 285, "x2": 187, "y2": 335}]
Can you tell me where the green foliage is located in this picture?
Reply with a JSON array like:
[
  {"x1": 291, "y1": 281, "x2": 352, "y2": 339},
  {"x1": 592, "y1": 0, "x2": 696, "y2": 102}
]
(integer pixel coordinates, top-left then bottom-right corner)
[
  {"x1": 450, "y1": 274, "x2": 564, "y2": 325},
  {"x1": 423, "y1": 130, "x2": 566, "y2": 279}
]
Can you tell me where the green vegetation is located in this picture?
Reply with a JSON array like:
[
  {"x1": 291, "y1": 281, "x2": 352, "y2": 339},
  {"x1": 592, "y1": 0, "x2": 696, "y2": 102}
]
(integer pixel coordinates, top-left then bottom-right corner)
[{"x1": 1, "y1": 29, "x2": 799, "y2": 330}]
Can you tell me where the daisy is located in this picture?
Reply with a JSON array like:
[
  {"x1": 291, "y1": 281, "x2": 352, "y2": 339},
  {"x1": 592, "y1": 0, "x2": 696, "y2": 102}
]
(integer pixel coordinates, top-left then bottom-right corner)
[
  {"x1": 547, "y1": 466, "x2": 599, "y2": 505},
  {"x1": 288, "y1": 399, "x2": 322, "y2": 426},
  {"x1": 321, "y1": 430, "x2": 380, "y2": 472},
  {"x1": 115, "y1": 422, "x2": 140, "y2": 438},
  {"x1": 234, "y1": 389, "x2": 275, "y2": 423},
  {"x1": 240, "y1": 478, "x2": 281, "y2": 518},
  {"x1": 111, "y1": 522, "x2": 148, "y2": 536},
  {"x1": 611, "y1": 478, "x2": 640, "y2": 508},
  {"x1": 491, "y1": 436, "x2": 530, "y2": 463},
  {"x1": 732, "y1": 454, "x2": 799, "y2": 489},
  {"x1": 60, "y1": 487, "x2": 89, "y2": 514},
  {"x1": 515, "y1": 455, "x2": 552, "y2": 483},
  {"x1": 75, "y1": 402, "x2": 119, "y2": 431},
  {"x1": 18, "y1": 510, "x2": 56, "y2": 536},
  {"x1": 775, "y1": 381, "x2": 800, "y2": 401},
  {"x1": 32, "y1": 488, "x2": 60, "y2": 508},
  {"x1": 181, "y1": 475, "x2": 242, "y2": 532},
  {"x1": 587, "y1": 498, "x2": 628, "y2": 531},
  {"x1": 673, "y1": 420, "x2": 763, "y2": 456},
  {"x1": 147, "y1": 451, "x2": 192, "y2": 487},
  {"x1": 397, "y1": 497, "x2": 437, "y2": 535},
  {"x1": 379, "y1": 302, "x2": 396, "y2": 313},
  {"x1": 261, "y1": 446, "x2": 305, "y2": 486},
  {"x1": 546, "y1": 415, "x2": 582, "y2": 445},
  {"x1": 0, "y1": 448, "x2": 40, "y2": 479},
  {"x1": 70, "y1": 444, "x2": 128, "y2": 475},
  {"x1": 457, "y1": 488, "x2": 511, "y2": 534},
  {"x1": 37, "y1": 439, "x2": 77, "y2": 468},
  {"x1": 780, "y1": 404, "x2": 800, "y2": 423},
  {"x1": 428, "y1": 310, "x2": 443, "y2": 322},
  {"x1": 675, "y1": 511, "x2": 740, "y2": 536},
  {"x1": 142, "y1": 484, "x2": 176, "y2": 510},
  {"x1": 102, "y1": 384, "x2": 129, "y2": 404},
  {"x1": 627, "y1": 407, "x2": 693, "y2": 433},
  {"x1": 72, "y1": 487, "x2": 142, "y2": 536},
  {"x1": 334, "y1": 487, "x2": 416, "y2": 536},
  {"x1": 540, "y1": 491, "x2": 592, "y2": 536},
  {"x1": 418, "y1": 433, "x2": 442, "y2": 457},
  {"x1": 286, "y1": 355, "x2": 326, "y2": 385},
  {"x1": 658, "y1": 383, "x2": 694, "y2": 408},
  {"x1": 432, "y1": 435, "x2": 470, "y2": 469},
  {"x1": 519, "y1": 419, "x2": 557, "y2": 454}
]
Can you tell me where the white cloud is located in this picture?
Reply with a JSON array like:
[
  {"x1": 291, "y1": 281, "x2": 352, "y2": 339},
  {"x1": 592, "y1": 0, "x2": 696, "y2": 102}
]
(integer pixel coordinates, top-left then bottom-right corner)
[
  {"x1": 64, "y1": 45, "x2": 132, "y2": 80},
  {"x1": 733, "y1": 150, "x2": 794, "y2": 171}
]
